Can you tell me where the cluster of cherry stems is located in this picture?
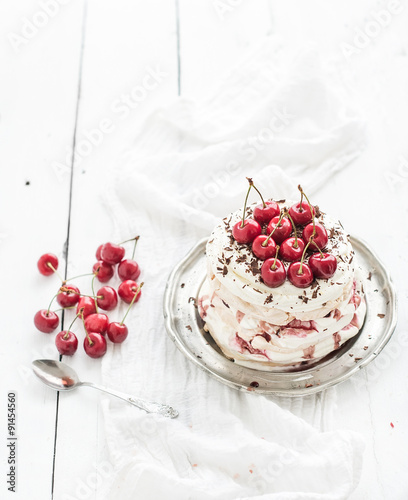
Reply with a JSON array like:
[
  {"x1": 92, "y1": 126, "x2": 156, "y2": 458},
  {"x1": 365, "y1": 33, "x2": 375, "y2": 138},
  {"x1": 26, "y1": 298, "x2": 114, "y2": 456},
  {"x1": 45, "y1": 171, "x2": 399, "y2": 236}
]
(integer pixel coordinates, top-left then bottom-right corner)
[
  {"x1": 232, "y1": 180, "x2": 337, "y2": 288},
  {"x1": 34, "y1": 237, "x2": 143, "y2": 359}
]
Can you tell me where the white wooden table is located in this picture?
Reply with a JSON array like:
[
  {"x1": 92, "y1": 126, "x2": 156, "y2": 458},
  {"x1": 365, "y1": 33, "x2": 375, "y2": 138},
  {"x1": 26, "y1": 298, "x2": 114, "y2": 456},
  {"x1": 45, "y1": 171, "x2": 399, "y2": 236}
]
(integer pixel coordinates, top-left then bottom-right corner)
[{"x1": 1, "y1": 1, "x2": 407, "y2": 498}]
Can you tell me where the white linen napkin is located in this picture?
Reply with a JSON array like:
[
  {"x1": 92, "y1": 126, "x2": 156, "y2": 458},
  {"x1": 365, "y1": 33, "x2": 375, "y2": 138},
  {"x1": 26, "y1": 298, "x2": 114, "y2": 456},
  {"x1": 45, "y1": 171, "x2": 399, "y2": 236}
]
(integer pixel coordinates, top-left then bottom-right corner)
[{"x1": 100, "y1": 36, "x2": 365, "y2": 499}]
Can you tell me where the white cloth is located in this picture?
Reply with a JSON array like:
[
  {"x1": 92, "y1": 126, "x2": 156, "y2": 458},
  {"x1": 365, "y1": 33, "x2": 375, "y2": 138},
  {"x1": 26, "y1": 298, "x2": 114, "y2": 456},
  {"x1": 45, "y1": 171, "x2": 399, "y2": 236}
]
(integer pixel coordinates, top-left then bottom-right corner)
[{"x1": 101, "y1": 36, "x2": 365, "y2": 499}]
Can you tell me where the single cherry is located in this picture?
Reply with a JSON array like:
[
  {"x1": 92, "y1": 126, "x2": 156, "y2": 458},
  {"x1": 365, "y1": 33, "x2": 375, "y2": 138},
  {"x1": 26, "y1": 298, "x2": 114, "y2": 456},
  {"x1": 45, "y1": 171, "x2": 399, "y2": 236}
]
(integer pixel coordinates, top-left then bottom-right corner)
[
  {"x1": 266, "y1": 216, "x2": 291, "y2": 244},
  {"x1": 34, "y1": 310, "x2": 59, "y2": 333},
  {"x1": 100, "y1": 242, "x2": 125, "y2": 265},
  {"x1": 76, "y1": 296, "x2": 97, "y2": 318},
  {"x1": 253, "y1": 201, "x2": 280, "y2": 225},
  {"x1": 37, "y1": 253, "x2": 59, "y2": 276},
  {"x1": 289, "y1": 202, "x2": 315, "y2": 226},
  {"x1": 57, "y1": 285, "x2": 80, "y2": 308},
  {"x1": 302, "y1": 222, "x2": 328, "y2": 250},
  {"x1": 83, "y1": 332, "x2": 107, "y2": 358},
  {"x1": 95, "y1": 244, "x2": 103, "y2": 260},
  {"x1": 287, "y1": 261, "x2": 314, "y2": 288},
  {"x1": 55, "y1": 330, "x2": 78, "y2": 355},
  {"x1": 261, "y1": 246, "x2": 286, "y2": 288},
  {"x1": 252, "y1": 235, "x2": 276, "y2": 260},
  {"x1": 309, "y1": 253, "x2": 337, "y2": 279},
  {"x1": 279, "y1": 237, "x2": 305, "y2": 262},
  {"x1": 92, "y1": 261, "x2": 114, "y2": 283},
  {"x1": 118, "y1": 280, "x2": 142, "y2": 304},
  {"x1": 118, "y1": 260, "x2": 140, "y2": 281},
  {"x1": 107, "y1": 322, "x2": 128, "y2": 343},
  {"x1": 84, "y1": 313, "x2": 109, "y2": 335},
  {"x1": 232, "y1": 178, "x2": 261, "y2": 244},
  {"x1": 96, "y1": 286, "x2": 118, "y2": 311}
]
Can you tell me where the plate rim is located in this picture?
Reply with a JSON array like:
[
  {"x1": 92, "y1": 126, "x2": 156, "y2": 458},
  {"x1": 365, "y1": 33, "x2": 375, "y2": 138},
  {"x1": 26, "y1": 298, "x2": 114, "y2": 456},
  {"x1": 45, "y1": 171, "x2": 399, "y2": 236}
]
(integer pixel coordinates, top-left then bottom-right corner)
[{"x1": 163, "y1": 235, "x2": 398, "y2": 396}]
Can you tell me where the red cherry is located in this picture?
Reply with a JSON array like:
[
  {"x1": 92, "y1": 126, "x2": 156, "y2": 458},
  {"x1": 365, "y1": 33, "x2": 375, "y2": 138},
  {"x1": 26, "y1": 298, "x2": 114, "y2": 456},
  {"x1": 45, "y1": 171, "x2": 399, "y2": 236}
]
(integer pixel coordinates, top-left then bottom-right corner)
[
  {"x1": 96, "y1": 286, "x2": 118, "y2": 311},
  {"x1": 252, "y1": 235, "x2": 276, "y2": 260},
  {"x1": 253, "y1": 201, "x2": 280, "y2": 225},
  {"x1": 56, "y1": 285, "x2": 80, "y2": 308},
  {"x1": 302, "y1": 223, "x2": 328, "y2": 250},
  {"x1": 84, "y1": 313, "x2": 109, "y2": 335},
  {"x1": 287, "y1": 262, "x2": 314, "y2": 288},
  {"x1": 96, "y1": 244, "x2": 103, "y2": 260},
  {"x1": 279, "y1": 237, "x2": 305, "y2": 262},
  {"x1": 107, "y1": 322, "x2": 128, "y2": 343},
  {"x1": 55, "y1": 330, "x2": 78, "y2": 356},
  {"x1": 34, "y1": 310, "x2": 59, "y2": 333},
  {"x1": 76, "y1": 296, "x2": 97, "y2": 318},
  {"x1": 92, "y1": 261, "x2": 114, "y2": 283},
  {"x1": 100, "y1": 242, "x2": 125, "y2": 265},
  {"x1": 261, "y1": 258, "x2": 286, "y2": 288},
  {"x1": 83, "y1": 332, "x2": 107, "y2": 358},
  {"x1": 118, "y1": 280, "x2": 142, "y2": 304},
  {"x1": 232, "y1": 219, "x2": 261, "y2": 244},
  {"x1": 266, "y1": 216, "x2": 292, "y2": 244},
  {"x1": 288, "y1": 202, "x2": 315, "y2": 226},
  {"x1": 37, "y1": 253, "x2": 59, "y2": 276},
  {"x1": 309, "y1": 253, "x2": 337, "y2": 279},
  {"x1": 118, "y1": 259, "x2": 141, "y2": 281}
]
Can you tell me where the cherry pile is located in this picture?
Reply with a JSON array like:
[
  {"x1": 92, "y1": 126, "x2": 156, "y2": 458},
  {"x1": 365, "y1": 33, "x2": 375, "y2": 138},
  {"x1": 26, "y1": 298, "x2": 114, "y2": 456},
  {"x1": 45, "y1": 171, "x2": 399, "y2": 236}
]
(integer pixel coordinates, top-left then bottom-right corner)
[
  {"x1": 34, "y1": 237, "x2": 143, "y2": 358},
  {"x1": 232, "y1": 179, "x2": 337, "y2": 289}
]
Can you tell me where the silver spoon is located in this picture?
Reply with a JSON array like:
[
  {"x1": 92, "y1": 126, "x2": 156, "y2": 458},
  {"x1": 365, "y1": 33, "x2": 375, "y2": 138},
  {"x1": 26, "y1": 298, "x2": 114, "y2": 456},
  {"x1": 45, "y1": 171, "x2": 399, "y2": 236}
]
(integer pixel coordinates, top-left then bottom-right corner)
[{"x1": 32, "y1": 359, "x2": 178, "y2": 418}]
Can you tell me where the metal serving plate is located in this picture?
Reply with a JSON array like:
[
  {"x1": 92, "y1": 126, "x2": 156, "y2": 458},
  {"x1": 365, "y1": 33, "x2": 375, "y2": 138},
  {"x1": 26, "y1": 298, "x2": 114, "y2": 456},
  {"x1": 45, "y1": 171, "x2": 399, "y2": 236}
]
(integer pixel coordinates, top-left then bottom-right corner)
[{"x1": 163, "y1": 236, "x2": 397, "y2": 396}]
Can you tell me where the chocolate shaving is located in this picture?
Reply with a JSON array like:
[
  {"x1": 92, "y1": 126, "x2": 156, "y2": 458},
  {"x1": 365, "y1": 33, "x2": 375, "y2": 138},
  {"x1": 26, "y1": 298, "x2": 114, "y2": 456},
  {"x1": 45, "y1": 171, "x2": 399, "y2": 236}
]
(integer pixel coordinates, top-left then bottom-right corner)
[
  {"x1": 377, "y1": 313, "x2": 385, "y2": 318},
  {"x1": 253, "y1": 288, "x2": 262, "y2": 294},
  {"x1": 312, "y1": 290, "x2": 318, "y2": 299},
  {"x1": 305, "y1": 383, "x2": 313, "y2": 388},
  {"x1": 188, "y1": 297, "x2": 197, "y2": 307},
  {"x1": 264, "y1": 294, "x2": 274, "y2": 305},
  {"x1": 276, "y1": 199, "x2": 286, "y2": 203},
  {"x1": 236, "y1": 255, "x2": 246, "y2": 264},
  {"x1": 222, "y1": 265, "x2": 228, "y2": 277},
  {"x1": 354, "y1": 357, "x2": 362, "y2": 362},
  {"x1": 221, "y1": 300, "x2": 230, "y2": 309},
  {"x1": 181, "y1": 283, "x2": 185, "y2": 288},
  {"x1": 186, "y1": 325, "x2": 192, "y2": 331},
  {"x1": 367, "y1": 272, "x2": 372, "y2": 281}
]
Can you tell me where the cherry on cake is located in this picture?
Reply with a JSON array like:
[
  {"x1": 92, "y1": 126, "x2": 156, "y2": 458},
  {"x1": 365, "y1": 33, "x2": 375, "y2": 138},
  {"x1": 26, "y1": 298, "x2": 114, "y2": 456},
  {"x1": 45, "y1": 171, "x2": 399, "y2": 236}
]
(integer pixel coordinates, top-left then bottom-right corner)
[{"x1": 198, "y1": 180, "x2": 366, "y2": 371}]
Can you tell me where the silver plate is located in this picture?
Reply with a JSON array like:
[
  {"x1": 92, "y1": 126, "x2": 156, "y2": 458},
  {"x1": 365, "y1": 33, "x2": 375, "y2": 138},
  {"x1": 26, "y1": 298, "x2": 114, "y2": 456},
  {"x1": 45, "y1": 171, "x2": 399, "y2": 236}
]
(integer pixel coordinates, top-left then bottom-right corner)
[{"x1": 163, "y1": 236, "x2": 397, "y2": 396}]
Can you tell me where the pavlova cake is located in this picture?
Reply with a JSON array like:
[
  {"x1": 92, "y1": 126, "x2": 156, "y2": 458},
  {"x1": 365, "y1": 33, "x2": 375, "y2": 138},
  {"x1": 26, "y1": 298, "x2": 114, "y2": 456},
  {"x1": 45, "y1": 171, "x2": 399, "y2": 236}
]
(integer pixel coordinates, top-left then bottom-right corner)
[{"x1": 198, "y1": 179, "x2": 366, "y2": 370}]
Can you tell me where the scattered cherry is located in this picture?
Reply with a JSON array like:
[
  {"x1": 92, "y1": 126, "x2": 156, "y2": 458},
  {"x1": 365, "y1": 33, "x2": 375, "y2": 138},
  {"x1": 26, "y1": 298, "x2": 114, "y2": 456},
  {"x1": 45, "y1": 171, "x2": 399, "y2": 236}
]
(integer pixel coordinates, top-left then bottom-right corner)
[
  {"x1": 37, "y1": 253, "x2": 59, "y2": 276},
  {"x1": 84, "y1": 313, "x2": 109, "y2": 335},
  {"x1": 100, "y1": 242, "x2": 125, "y2": 265},
  {"x1": 83, "y1": 332, "x2": 107, "y2": 358},
  {"x1": 252, "y1": 235, "x2": 276, "y2": 260},
  {"x1": 261, "y1": 246, "x2": 286, "y2": 288},
  {"x1": 34, "y1": 310, "x2": 59, "y2": 333},
  {"x1": 287, "y1": 261, "x2": 314, "y2": 288},
  {"x1": 92, "y1": 261, "x2": 114, "y2": 283},
  {"x1": 118, "y1": 259, "x2": 140, "y2": 281},
  {"x1": 302, "y1": 222, "x2": 328, "y2": 250},
  {"x1": 76, "y1": 296, "x2": 97, "y2": 318},
  {"x1": 55, "y1": 330, "x2": 78, "y2": 355},
  {"x1": 118, "y1": 280, "x2": 142, "y2": 304},
  {"x1": 266, "y1": 215, "x2": 291, "y2": 244},
  {"x1": 309, "y1": 253, "x2": 337, "y2": 279},
  {"x1": 96, "y1": 286, "x2": 118, "y2": 311},
  {"x1": 107, "y1": 322, "x2": 128, "y2": 343},
  {"x1": 57, "y1": 285, "x2": 80, "y2": 307},
  {"x1": 95, "y1": 244, "x2": 103, "y2": 260}
]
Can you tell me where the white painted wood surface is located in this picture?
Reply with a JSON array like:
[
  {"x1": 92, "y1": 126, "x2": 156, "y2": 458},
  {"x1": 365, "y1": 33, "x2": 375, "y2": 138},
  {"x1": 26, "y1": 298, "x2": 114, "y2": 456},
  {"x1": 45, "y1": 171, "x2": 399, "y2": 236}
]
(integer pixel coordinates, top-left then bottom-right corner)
[{"x1": 0, "y1": 1, "x2": 407, "y2": 499}]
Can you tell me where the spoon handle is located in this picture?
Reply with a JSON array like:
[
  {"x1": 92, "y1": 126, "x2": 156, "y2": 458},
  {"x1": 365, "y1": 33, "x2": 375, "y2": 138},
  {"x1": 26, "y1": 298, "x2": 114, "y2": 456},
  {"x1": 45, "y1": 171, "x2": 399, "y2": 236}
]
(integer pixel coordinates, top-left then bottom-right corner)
[{"x1": 80, "y1": 382, "x2": 178, "y2": 418}]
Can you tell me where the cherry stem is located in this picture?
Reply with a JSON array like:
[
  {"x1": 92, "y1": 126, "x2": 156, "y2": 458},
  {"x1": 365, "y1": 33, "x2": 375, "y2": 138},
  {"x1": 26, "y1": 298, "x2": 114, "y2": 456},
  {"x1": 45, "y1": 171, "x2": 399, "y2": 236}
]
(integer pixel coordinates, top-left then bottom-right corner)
[
  {"x1": 91, "y1": 274, "x2": 98, "y2": 313},
  {"x1": 46, "y1": 293, "x2": 59, "y2": 315},
  {"x1": 131, "y1": 236, "x2": 140, "y2": 260},
  {"x1": 59, "y1": 287, "x2": 101, "y2": 300},
  {"x1": 298, "y1": 184, "x2": 316, "y2": 236},
  {"x1": 271, "y1": 245, "x2": 280, "y2": 271},
  {"x1": 81, "y1": 313, "x2": 93, "y2": 345},
  {"x1": 65, "y1": 272, "x2": 94, "y2": 282},
  {"x1": 298, "y1": 236, "x2": 314, "y2": 275},
  {"x1": 261, "y1": 211, "x2": 284, "y2": 247},
  {"x1": 53, "y1": 305, "x2": 77, "y2": 313},
  {"x1": 120, "y1": 282, "x2": 144, "y2": 326},
  {"x1": 240, "y1": 179, "x2": 253, "y2": 228},
  {"x1": 118, "y1": 236, "x2": 139, "y2": 246},
  {"x1": 47, "y1": 262, "x2": 65, "y2": 283},
  {"x1": 284, "y1": 209, "x2": 298, "y2": 248},
  {"x1": 247, "y1": 177, "x2": 266, "y2": 208},
  {"x1": 64, "y1": 314, "x2": 79, "y2": 339}
]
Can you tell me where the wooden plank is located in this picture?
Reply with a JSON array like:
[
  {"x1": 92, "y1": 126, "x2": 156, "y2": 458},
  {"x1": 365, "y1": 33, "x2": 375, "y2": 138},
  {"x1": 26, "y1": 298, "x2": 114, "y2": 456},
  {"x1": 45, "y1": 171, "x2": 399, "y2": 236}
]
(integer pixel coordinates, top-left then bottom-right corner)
[
  {"x1": 0, "y1": 2, "x2": 85, "y2": 499},
  {"x1": 51, "y1": 1, "x2": 179, "y2": 498}
]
